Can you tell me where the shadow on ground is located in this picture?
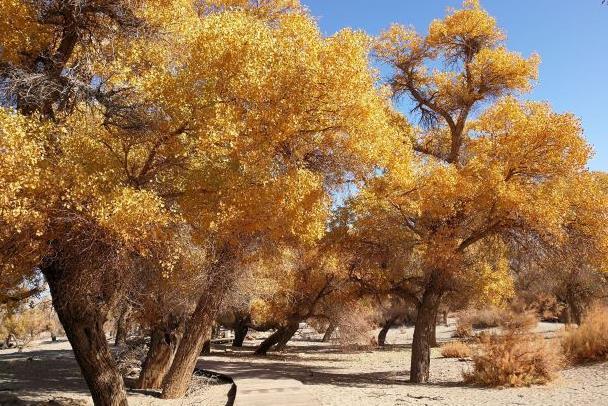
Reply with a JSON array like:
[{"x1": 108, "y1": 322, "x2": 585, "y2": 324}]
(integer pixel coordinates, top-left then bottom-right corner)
[{"x1": 0, "y1": 348, "x2": 89, "y2": 399}]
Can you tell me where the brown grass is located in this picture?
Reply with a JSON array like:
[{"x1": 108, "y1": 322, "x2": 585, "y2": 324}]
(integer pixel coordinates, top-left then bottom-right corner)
[
  {"x1": 562, "y1": 305, "x2": 608, "y2": 364},
  {"x1": 441, "y1": 341, "x2": 472, "y2": 358},
  {"x1": 464, "y1": 313, "x2": 560, "y2": 387}
]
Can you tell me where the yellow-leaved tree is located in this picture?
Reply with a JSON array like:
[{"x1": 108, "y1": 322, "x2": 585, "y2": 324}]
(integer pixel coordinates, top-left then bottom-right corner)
[
  {"x1": 1, "y1": 0, "x2": 400, "y2": 403},
  {"x1": 350, "y1": 0, "x2": 595, "y2": 383}
]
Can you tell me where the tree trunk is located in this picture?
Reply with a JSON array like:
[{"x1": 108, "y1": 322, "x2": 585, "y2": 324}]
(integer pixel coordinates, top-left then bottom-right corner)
[
  {"x1": 275, "y1": 321, "x2": 299, "y2": 352},
  {"x1": 254, "y1": 327, "x2": 287, "y2": 355},
  {"x1": 378, "y1": 316, "x2": 397, "y2": 347},
  {"x1": 430, "y1": 310, "x2": 439, "y2": 348},
  {"x1": 201, "y1": 339, "x2": 211, "y2": 355},
  {"x1": 562, "y1": 303, "x2": 572, "y2": 325},
  {"x1": 442, "y1": 310, "x2": 448, "y2": 326},
  {"x1": 322, "y1": 322, "x2": 336, "y2": 342},
  {"x1": 42, "y1": 264, "x2": 128, "y2": 406},
  {"x1": 232, "y1": 315, "x2": 250, "y2": 347},
  {"x1": 114, "y1": 305, "x2": 130, "y2": 347},
  {"x1": 51, "y1": 331, "x2": 57, "y2": 342},
  {"x1": 410, "y1": 283, "x2": 442, "y2": 383},
  {"x1": 160, "y1": 295, "x2": 220, "y2": 399},
  {"x1": 136, "y1": 319, "x2": 184, "y2": 390}
]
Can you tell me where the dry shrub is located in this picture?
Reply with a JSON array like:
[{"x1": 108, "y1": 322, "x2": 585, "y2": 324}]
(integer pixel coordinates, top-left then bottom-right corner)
[
  {"x1": 334, "y1": 304, "x2": 376, "y2": 348},
  {"x1": 499, "y1": 310, "x2": 538, "y2": 332},
  {"x1": 454, "y1": 308, "x2": 503, "y2": 338},
  {"x1": 464, "y1": 323, "x2": 562, "y2": 387},
  {"x1": 562, "y1": 305, "x2": 608, "y2": 364},
  {"x1": 470, "y1": 308, "x2": 504, "y2": 329},
  {"x1": 441, "y1": 341, "x2": 471, "y2": 358}
]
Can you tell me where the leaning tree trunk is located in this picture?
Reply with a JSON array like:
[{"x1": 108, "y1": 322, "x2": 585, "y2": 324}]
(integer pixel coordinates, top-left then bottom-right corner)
[
  {"x1": 136, "y1": 318, "x2": 184, "y2": 390},
  {"x1": 254, "y1": 327, "x2": 288, "y2": 356},
  {"x1": 161, "y1": 295, "x2": 221, "y2": 399},
  {"x1": 232, "y1": 315, "x2": 250, "y2": 347},
  {"x1": 378, "y1": 316, "x2": 397, "y2": 347},
  {"x1": 410, "y1": 282, "x2": 442, "y2": 384},
  {"x1": 42, "y1": 263, "x2": 128, "y2": 406},
  {"x1": 114, "y1": 304, "x2": 130, "y2": 347},
  {"x1": 274, "y1": 321, "x2": 299, "y2": 352},
  {"x1": 322, "y1": 322, "x2": 336, "y2": 342}
]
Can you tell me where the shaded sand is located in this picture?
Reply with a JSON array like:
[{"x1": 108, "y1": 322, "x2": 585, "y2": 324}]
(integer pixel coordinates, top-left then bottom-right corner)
[
  {"x1": 200, "y1": 320, "x2": 608, "y2": 406},
  {"x1": 0, "y1": 337, "x2": 230, "y2": 405},
  {"x1": 1, "y1": 320, "x2": 608, "y2": 405}
]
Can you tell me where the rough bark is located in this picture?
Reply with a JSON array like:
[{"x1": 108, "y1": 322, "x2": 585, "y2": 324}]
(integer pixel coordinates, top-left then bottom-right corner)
[
  {"x1": 430, "y1": 310, "x2": 439, "y2": 348},
  {"x1": 275, "y1": 321, "x2": 299, "y2": 352},
  {"x1": 410, "y1": 281, "x2": 442, "y2": 383},
  {"x1": 254, "y1": 327, "x2": 287, "y2": 356},
  {"x1": 567, "y1": 297, "x2": 583, "y2": 325},
  {"x1": 322, "y1": 322, "x2": 336, "y2": 342},
  {"x1": 42, "y1": 263, "x2": 128, "y2": 406},
  {"x1": 160, "y1": 295, "x2": 220, "y2": 399},
  {"x1": 201, "y1": 338, "x2": 211, "y2": 355},
  {"x1": 378, "y1": 316, "x2": 397, "y2": 347},
  {"x1": 232, "y1": 315, "x2": 250, "y2": 347},
  {"x1": 114, "y1": 305, "x2": 130, "y2": 347},
  {"x1": 136, "y1": 318, "x2": 184, "y2": 390}
]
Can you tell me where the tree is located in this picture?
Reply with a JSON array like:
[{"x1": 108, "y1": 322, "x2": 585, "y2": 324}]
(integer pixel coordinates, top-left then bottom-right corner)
[{"x1": 357, "y1": 0, "x2": 593, "y2": 383}]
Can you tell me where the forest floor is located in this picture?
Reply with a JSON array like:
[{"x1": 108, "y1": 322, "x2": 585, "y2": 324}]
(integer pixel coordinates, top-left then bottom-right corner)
[{"x1": 1, "y1": 320, "x2": 608, "y2": 405}]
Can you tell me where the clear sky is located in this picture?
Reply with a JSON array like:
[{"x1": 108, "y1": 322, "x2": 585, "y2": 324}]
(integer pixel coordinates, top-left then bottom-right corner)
[{"x1": 301, "y1": 0, "x2": 608, "y2": 171}]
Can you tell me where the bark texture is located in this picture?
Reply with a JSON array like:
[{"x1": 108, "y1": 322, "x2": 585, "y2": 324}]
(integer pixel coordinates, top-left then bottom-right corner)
[
  {"x1": 322, "y1": 322, "x2": 336, "y2": 342},
  {"x1": 378, "y1": 317, "x2": 397, "y2": 347},
  {"x1": 410, "y1": 278, "x2": 443, "y2": 383},
  {"x1": 232, "y1": 315, "x2": 250, "y2": 347},
  {"x1": 42, "y1": 263, "x2": 128, "y2": 406},
  {"x1": 137, "y1": 317, "x2": 184, "y2": 390},
  {"x1": 114, "y1": 304, "x2": 130, "y2": 347},
  {"x1": 274, "y1": 321, "x2": 299, "y2": 352},
  {"x1": 160, "y1": 296, "x2": 220, "y2": 399}
]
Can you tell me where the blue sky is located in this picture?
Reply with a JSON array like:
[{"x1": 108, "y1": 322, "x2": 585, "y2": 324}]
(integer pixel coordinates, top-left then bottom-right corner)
[{"x1": 302, "y1": 0, "x2": 608, "y2": 171}]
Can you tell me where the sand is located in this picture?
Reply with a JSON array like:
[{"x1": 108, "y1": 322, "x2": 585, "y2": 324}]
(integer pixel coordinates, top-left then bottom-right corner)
[
  {"x1": 1, "y1": 320, "x2": 607, "y2": 405},
  {"x1": 0, "y1": 338, "x2": 230, "y2": 406}
]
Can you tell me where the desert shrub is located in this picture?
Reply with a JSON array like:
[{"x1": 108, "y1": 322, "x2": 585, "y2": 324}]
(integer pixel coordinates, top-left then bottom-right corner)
[
  {"x1": 441, "y1": 341, "x2": 471, "y2": 358},
  {"x1": 562, "y1": 305, "x2": 608, "y2": 364},
  {"x1": 333, "y1": 304, "x2": 376, "y2": 347},
  {"x1": 453, "y1": 312, "x2": 473, "y2": 338},
  {"x1": 470, "y1": 308, "x2": 504, "y2": 329},
  {"x1": 499, "y1": 310, "x2": 538, "y2": 332},
  {"x1": 464, "y1": 328, "x2": 562, "y2": 387}
]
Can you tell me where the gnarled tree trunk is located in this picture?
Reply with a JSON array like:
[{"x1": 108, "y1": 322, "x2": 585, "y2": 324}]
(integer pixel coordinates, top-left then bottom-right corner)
[
  {"x1": 378, "y1": 316, "x2": 397, "y2": 347},
  {"x1": 42, "y1": 263, "x2": 128, "y2": 406},
  {"x1": 254, "y1": 327, "x2": 287, "y2": 355},
  {"x1": 114, "y1": 304, "x2": 130, "y2": 347},
  {"x1": 136, "y1": 316, "x2": 184, "y2": 390},
  {"x1": 275, "y1": 321, "x2": 299, "y2": 352},
  {"x1": 232, "y1": 315, "x2": 250, "y2": 347},
  {"x1": 410, "y1": 279, "x2": 443, "y2": 383},
  {"x1": 161, "y1": 295, "x2": 221, "y2": 399},
  {"x1": 322, "y1": 322, "x2": 336, "y2": 342}
]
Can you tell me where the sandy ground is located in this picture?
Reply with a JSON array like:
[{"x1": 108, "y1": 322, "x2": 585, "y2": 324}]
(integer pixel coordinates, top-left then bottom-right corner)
[
  {"x1": 0, "y1": 337, "x2": 230, "y2": 405},
  {"x1": 1, "y1": 321, "x2": 608, "y2": 405},
  {"x1": 203, "y1": 320, "x2": 608, "y2": 406}
]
